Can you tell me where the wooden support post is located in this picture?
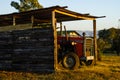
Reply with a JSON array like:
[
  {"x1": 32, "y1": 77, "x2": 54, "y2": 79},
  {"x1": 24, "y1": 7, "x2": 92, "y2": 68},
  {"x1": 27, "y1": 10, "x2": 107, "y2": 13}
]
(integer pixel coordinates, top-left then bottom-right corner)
[
  {"x1": 64, "y1": 26, "x2": 68, "y2": 41},
  {"x1": 93, "y1": 20, "x2": 97, "y2": 64},
  {"x1": 60, "y1": 22, "x2": 62, "y2": 36},
  {"x1": 52, "y1": 11, "x2": 58, "y2": 71},
  {"x1": 31, "y1": 16, "x2": 34, "y2": 27},
  {"x1": 82, "y1": 32, "x2": 86, "y2": 57},
  {"x1": 13, "y1": 16, "x2": 16, "y2": 26}
]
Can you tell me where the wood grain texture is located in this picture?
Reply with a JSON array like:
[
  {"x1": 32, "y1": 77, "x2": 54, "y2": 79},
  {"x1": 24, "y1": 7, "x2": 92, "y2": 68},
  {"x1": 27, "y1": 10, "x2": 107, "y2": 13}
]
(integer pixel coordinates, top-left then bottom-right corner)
[{"x1": 0, "y1": 27, "x2": 54, "y2": 72}]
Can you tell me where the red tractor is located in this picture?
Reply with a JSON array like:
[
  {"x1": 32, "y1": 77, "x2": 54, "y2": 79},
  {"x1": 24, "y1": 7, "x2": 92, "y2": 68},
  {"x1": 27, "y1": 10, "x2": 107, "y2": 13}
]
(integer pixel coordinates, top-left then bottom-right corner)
[{"x1": 57, "y1": 27, "x2": 94, "y2": 69}]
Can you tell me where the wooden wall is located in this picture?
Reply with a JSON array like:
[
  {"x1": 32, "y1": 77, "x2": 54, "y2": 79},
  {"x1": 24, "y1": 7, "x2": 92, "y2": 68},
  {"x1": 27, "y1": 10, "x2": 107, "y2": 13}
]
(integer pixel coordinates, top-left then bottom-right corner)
[{"x1": 0, "y1": 27, "x2": 54, "y2": 73}]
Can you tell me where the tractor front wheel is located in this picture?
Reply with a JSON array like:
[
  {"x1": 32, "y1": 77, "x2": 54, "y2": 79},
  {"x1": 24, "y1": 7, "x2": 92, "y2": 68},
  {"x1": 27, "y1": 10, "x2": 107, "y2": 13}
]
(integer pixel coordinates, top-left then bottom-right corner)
[{"x1": 62, "y1": 52, "x2": 79, "y2": 69}]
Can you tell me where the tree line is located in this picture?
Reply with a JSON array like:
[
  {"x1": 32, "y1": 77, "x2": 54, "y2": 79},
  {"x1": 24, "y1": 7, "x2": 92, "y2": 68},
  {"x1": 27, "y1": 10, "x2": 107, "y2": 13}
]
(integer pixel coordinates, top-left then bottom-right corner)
[{"x1": 97, "y1": 28, "x2": 120, "y2": 55}]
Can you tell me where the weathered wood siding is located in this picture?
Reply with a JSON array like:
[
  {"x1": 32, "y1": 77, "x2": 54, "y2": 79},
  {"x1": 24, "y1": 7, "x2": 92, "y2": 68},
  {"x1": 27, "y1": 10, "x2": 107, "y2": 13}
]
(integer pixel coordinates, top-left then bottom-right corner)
[{"x1": 0, "y1": 27, "x2": 54, "y2": 73}]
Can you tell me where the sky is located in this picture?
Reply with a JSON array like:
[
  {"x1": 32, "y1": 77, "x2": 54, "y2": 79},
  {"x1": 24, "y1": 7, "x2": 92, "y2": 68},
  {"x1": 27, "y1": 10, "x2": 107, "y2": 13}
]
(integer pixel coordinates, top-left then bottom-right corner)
[{"x1": 0, "y1": 0, "x2": 120, "y2": 31}]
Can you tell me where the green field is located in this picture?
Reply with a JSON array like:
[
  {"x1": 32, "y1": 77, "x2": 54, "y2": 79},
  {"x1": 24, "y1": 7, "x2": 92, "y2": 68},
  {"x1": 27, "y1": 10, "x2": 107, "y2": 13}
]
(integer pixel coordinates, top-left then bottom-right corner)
[{"x1": 0, "y1": 55, "x2": 120, "y2": 80}]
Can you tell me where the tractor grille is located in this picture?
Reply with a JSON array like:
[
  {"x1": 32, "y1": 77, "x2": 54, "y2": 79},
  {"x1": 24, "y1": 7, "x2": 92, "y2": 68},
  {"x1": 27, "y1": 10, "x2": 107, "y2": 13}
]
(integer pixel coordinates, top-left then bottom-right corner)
[{"x1": 85, "y1": 38, "x2": 93, "y2": 56}]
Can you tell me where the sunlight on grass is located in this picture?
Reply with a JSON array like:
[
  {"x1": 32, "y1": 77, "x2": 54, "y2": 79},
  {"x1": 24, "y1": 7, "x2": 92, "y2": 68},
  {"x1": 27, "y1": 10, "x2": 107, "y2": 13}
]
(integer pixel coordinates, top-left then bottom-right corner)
[{"x1": 0, "y1": 55, "x2": 120, "y2": 80}]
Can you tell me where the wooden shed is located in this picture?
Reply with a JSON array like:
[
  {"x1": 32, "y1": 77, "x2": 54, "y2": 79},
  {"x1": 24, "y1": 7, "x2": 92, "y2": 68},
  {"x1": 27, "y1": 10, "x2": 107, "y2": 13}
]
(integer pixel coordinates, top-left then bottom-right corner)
[{"x1": 0, "y1": 6, "x2": 105, "y2": 72}]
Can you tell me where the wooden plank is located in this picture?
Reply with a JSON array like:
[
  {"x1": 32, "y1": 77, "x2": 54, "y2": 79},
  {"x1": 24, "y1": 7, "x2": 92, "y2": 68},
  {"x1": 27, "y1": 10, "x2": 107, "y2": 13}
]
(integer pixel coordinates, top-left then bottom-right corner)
[
  {"x1": 13, "y1": 16, "x2": 16, "y2": 26},
  {"x1": 12, "y1": 58, "x2": 54, "y2": 63},
  {"x1": 13, "y1": 38, "x2": 53, "y2": 44},
  {"x1": 11, "y1": 64, "x2": 54, "y2": 72},
  {"x1": 0, "y1": 54, "x2": 11, "y2": 60},
  {"x1": 13, "y1": 46, "x2": 53, "y2": 51},
  {"x1": 13, "y1": 52, "x2": 54, "y2": 57},
  {"x1": 0, "y1": 24, "x2": 33, "y2": 32},
  {"x1": 0, "y1": 49, "x2": 13, "y2": 54},
  {"x1": 12, "y1": 56, "x2": 53, "y2": 61},
  {"x1": 0, "y1": 64, "x2": 12, "y2": 70}
]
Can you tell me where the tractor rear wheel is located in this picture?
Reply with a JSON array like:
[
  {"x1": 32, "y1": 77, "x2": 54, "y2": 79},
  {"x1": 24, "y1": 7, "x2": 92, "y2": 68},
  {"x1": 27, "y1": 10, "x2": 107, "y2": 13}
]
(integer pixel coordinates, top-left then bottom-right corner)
[{"x1": 62, "y1": 52, "x2": 79, "y2": 69}]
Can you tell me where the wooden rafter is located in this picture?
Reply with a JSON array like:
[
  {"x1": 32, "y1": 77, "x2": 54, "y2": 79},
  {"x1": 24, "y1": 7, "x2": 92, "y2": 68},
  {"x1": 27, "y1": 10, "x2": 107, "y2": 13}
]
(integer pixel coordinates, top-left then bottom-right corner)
[{"x1": 54, "y1": 9, "x2": 95, "y2": 20}]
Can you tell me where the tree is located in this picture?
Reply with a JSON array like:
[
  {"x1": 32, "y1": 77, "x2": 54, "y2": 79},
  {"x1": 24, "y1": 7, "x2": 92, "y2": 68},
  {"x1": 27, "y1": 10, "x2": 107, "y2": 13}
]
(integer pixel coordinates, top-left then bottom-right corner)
[
  {"x1": 112, "y1": 29, "x2": 120, "y2": 56},
  {"x1": 11, "y1": 0, "x2": 43, "y2": 12},
  {"x1": 98, "y1": 28, "x2": 120, "y2": 55},
  {"x1": 98, "y1": 29, "x2": 111, "y2": 52},
  {"x1": 97, "y1": 38, "x2": 106, "y2": 52}
]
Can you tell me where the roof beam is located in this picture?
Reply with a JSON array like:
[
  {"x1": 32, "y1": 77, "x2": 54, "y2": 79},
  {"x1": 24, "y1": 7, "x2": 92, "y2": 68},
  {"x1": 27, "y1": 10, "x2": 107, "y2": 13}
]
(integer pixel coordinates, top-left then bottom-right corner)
[{"x1": 54, "y1": 9, "x2": 95, "y2": 20}]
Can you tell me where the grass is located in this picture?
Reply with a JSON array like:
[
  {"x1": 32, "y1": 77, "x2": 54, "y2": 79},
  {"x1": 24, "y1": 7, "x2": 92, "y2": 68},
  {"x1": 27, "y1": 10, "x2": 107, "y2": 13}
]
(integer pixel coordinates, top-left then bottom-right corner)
[{"x1": 0, "y1": 55, "x2": 120, "y2": 80}]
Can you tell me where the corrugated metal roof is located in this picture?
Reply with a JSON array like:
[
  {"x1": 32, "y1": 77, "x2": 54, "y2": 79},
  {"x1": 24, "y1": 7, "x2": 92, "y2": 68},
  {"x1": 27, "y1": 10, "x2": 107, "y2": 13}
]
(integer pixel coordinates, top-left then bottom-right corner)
[{"x1": 0, "y1": 6, "x2": 105, "y2": 27}]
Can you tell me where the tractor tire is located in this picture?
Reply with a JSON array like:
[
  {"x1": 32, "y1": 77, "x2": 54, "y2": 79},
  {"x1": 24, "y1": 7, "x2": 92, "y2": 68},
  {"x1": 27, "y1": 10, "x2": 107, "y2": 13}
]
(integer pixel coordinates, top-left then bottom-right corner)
[{"x1": 62, "y1": 52, "x2": 79, "y2": 69}]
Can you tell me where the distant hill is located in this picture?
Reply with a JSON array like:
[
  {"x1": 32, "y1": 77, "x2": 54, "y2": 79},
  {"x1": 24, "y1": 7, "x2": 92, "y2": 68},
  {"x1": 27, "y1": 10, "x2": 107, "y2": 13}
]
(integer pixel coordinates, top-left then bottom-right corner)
[{"x1": 76, "y1": 30, "x2": 98, "y2": 38}]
